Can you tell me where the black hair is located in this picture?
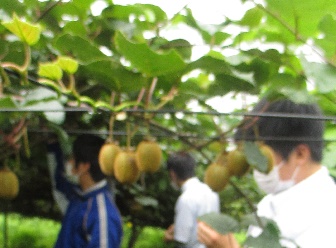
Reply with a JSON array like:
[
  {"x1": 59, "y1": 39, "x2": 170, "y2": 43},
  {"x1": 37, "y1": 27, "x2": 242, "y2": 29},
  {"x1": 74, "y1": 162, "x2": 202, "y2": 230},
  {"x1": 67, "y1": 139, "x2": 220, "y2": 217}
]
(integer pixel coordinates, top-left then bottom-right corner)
[
  {"x1": 235, "y1": 98, "x2": 325, "y2": 162},
  {"x1": 72, "y1": 134, "x2": 106, "y2": 182},
  {"x1": 166, "y1": 151, "x2": 196, "y2": 180}
]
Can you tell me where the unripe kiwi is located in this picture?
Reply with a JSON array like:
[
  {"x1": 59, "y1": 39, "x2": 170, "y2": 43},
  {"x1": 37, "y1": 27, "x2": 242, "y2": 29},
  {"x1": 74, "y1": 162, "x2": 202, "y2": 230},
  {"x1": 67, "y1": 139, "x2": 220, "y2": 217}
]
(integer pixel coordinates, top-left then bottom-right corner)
[
  {"x1": 114, "y1": 150, "x2": 140, "y2": 184},
  {"x1": 226, "y1": 148, "x2": 250, "y2": 177},
  {"x1": 135, "y1": 140, "x2": 162, "y2": 173},
  {"x1": 0, "y1": 167, "x2": 19, "y2": 200},
  {"x1": 204, "y1": 163, "x2": 231, "y2": 192},
  {"x1": 99, "y1": 142, "x2": 121, "y2": 176},
  {"x1": 259, "y1": 144, "x2": 276, "y2": 173}
]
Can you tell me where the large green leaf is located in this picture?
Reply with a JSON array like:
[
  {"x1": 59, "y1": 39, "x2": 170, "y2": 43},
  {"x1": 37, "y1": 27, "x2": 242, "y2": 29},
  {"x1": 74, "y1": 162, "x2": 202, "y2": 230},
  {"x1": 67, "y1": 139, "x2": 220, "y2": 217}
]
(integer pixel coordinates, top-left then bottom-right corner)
[
  {"x1": 22, "y1": 87, "x2": 58, "y2": 104},
  {"x1": 240, "y1": 7, "x2": 264, "y2": 28},
  {"x1": 265, "y1": 0, "x2": 336, "y2": 37},
  {"x1": 316, "y1": 15, "x2": 336, "y2": 59},
  {"x1": 114, "y1": 31, "x2": 186, "y2": 76},
  {"x1": 103, "y1": 4, "x2": 167, "y2": 23},
  {"x1": 0, "y1": 96, "x2": 20, "y2": 128},
  {"x1": 244, "y1": 222, "x2": 282, "y2": 248},
  {"x1": 2, "y1": 14, "x2": 41, "y2": 45},
  {"x1": 186, "y1": 56, "x2": 232, "y2": 74},
  {"x1": 244, "y1": 142, "x2": 268, "y2": 173},
  {"x1": 24, "y1": 100, "x2": 65, "y2": 125},
  {"x1": 82, "y1": 60, "x2": 147, "y2": 92},
  {"x1": 208, "y1": 73, "x2": 255, "y2": 96},
  {"x1": 198, "y1": 212, "x2": 239, "y2": 235},
  {"x1": 54, "y1": 34, "x2": 107, "y2": 64},
  {"x1": 300, "y1": 58, "x2": 336, "y2": 93},
  {"x1": 318, "y1": 15, "x2": 336, "y2": 41},
  {"x1": 1, "y1": 0, "x2": 26, "y2": 17}
]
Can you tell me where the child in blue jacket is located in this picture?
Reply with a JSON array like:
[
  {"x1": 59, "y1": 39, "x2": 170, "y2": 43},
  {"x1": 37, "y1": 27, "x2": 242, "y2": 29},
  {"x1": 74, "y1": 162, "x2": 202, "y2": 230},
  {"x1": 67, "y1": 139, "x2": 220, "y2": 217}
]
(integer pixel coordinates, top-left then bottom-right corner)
[{"x1": 47, "y1": 134, "x2": 123, "y2": 248}]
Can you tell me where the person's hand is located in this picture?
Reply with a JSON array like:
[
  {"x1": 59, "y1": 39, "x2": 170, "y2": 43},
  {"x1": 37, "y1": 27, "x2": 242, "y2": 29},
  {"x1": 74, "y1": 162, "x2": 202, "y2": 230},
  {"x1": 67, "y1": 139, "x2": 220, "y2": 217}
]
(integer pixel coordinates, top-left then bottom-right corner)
[
  {"x1": 197, "y1": 221, "x2": 240, "y2": 248},
  {"x1": 164, "y1": 224, "x2": 174, "y2": 242}
]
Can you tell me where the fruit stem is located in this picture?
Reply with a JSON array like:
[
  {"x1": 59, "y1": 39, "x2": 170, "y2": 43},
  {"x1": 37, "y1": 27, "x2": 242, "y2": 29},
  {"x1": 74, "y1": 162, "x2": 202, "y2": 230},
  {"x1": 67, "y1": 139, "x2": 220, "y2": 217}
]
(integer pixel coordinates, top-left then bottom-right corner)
[
  {"x1": 126, "y1": 122, "x2": 131, "y2": 150},
  {"x1": 146, "y1": 77, "x2": 157, "y2": 109},
  {"x1": 140, "y1": 173, "x2": 146, "y2": 190},
  {"x1": 229, "y1": 180, "x2": 264, "y2": 228},
  {"x1": 107, "y1": 92, "x2": 116, "y2": 143}
]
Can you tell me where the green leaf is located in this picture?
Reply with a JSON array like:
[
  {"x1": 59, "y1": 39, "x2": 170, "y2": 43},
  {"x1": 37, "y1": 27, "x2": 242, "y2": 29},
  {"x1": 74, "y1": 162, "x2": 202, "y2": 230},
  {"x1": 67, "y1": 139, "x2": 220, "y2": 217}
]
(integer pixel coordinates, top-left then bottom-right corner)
[
  {"x1": 244, "y1": 222, "x2": 282, "y2": 248},
  {"x1": 103, "y1": 4, "x2": 167, "y2": 23},
  {"x1": 2, "y1": 13, "x2": 41, "y2": 45},
  {"x1": 135, "y1": 196, "x2": 158, "y2": 207},
  {"x1": 323, "y1": 141, "x2": 336, "y2": 177},
  {"x1": 160, "y1": 39, "x2": 192, "y2": 60},
  {"x1": 1, "y1": 0, "x2": 26, "y2": 16},
  {"x1": 56, "y1": 56, "x2": 78, "y2": 74},
  {"x1": 82, "y1": 60, "x2": 147, "y2": 92},
  {"x1": 265, "y1": 0, "x2": 336, "y2": 37},
  {"x1": 38, "y1": 62, "x2": 63, "y2": 81},
  {"x1": 22, "y1": 87, "x2": 58, "y2": 104},
  {"x1": 187, "y1": 56, "x2": 232, "y2": 74},
  {"x1": 23, "y1": 100, "x2": 65, "y2": 125},
  {"x1": 114, "y1": 31, "x2": 186, "y2": 76},
  {"x1": 0, "y1": 97, "x2": 20, "y2": 127},
  {"x1": 54, "y1": 34, "x2": 107, "y2": 63},
  {"x1": 240, "y1": 214, "x2": 272, "y2": 229},
  {"x1": 318, "y1": 15, "x2": 336, "y2": 41},
  {"x1": 300, "y1": 58, "x2": 336, "y2": 93},
  {"x1": 198, "y1": 212, "x2": 239, "y2": 235},
  {"x1": 244, "y1": 142, "x2": 268, "y2": 173},
  {"x1": 208, "y1": 73, "x2": 255, "y2": 96},
  {"x1": 240, "y1": 7, "x2": 264, "y2": 27}
]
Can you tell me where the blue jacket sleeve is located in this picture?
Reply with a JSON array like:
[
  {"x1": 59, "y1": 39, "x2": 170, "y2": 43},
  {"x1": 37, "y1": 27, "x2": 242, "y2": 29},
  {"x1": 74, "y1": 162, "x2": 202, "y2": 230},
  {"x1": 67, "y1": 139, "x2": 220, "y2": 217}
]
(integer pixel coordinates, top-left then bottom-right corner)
[{"x1": 47, "y1": 142, "x2": 78, "y2": 202}]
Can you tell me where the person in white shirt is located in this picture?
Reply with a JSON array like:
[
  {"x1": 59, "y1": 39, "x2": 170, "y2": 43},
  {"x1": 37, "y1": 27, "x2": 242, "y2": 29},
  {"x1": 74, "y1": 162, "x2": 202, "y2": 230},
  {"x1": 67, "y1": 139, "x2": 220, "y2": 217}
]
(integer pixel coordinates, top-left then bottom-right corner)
[
  {"x1": 164, "y1": 151, "x2": 220, "y2": 248},
  {"x1": 197, "y1": 98, "x2": 336, "y2": 248}
]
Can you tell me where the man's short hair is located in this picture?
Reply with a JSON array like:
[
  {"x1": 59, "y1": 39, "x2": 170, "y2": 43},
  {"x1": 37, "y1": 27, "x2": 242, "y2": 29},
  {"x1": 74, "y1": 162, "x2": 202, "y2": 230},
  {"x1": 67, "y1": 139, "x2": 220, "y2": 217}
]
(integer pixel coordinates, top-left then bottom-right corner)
[
  {"x1": 166, "y1": 151, "x2": 196, "y2": 180},
  {"x1": 72, "y1": 134, "x2": 106, "y2": 182},
  {"x1": 235, "y1": 98, "x2": 325, "y2": 162}
]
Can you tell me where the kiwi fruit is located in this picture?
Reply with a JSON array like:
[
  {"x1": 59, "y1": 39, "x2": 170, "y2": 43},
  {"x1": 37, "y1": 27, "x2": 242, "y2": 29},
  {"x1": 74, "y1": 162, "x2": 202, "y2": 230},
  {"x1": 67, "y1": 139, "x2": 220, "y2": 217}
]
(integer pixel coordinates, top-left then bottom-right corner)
[
  {"x1": 135, "y1": 140, "x2": 162, "y2": 173},
  {"x1": 114, "y1": 150, "x2": 140, "y2": 184},
  {"x1": 98, "y1": 142, "x2": 121, "y2": 176},
  {"x1": 204, "y1": 163, "x2": 231, "y2": 192}
]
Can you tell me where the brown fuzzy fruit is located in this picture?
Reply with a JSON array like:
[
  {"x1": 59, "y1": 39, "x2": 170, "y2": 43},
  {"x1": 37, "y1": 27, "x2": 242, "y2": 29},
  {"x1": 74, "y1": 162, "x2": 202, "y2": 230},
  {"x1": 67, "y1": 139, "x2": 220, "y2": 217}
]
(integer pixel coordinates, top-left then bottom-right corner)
[
  {"x1": 114, "y1": 150, "x2": 140, "y2": 184},
  {"x1": 259, "y1": 144, "x2": 276, "y2": 173},
  {"x1": 136, "y1": 140, "x2": 162, "y2": 173},
  {"x1": 99, "y1": 143, "x2": 121, "y2": 176},
  {"x1": 227, "y1": 149, "x2": 250, "y2": 177},
  {"x1": 204, "y1": 163, "x2": 231, "y2": 192},
  {"x1": 0, "y1": 167, "x2": 19, "y2": 200}
]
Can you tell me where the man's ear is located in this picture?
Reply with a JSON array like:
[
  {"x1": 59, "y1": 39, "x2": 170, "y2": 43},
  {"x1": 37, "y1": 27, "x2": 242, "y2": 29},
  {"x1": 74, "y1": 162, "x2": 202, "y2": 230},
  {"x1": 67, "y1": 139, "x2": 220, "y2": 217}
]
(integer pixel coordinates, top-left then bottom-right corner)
[
  {"x1": 294, "y1": 144, "x2": 311, "y2": 163},
  {"x1": 169, "y1": 170, "x2": 177, "y2": 181},
  {"x1": 78, "y1": 162, "x2": 91, "y2": 174}
]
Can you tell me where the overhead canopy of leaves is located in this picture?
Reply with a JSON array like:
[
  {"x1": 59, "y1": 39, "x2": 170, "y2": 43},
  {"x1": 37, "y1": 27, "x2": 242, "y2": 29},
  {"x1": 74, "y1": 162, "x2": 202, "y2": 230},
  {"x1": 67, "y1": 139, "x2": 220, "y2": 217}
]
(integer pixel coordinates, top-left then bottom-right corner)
[{"x1": 1, "y1": 1, "x2": 336, "y2": 242}]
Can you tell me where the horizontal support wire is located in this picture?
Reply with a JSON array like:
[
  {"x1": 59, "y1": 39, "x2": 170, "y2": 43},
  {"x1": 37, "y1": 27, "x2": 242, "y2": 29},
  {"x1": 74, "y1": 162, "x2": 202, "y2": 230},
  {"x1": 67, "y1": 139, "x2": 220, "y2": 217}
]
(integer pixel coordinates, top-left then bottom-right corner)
[
  {"x1": 27, "y1": 128, "x2": 336, "y2": 143},
  {"x1": 0, "y1": 107, "x2": 336, "y2": 122}
]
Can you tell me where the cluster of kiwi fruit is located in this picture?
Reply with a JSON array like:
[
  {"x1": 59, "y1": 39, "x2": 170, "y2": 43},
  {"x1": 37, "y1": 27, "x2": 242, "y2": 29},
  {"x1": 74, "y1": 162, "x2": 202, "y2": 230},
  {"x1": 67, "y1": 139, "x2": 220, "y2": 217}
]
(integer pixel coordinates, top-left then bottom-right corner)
[
  {"x1": 98, "y1": 138, "x2": 162, "y2": 184},
  {"x1": 204, "y1": 142, "x2": 275, "y2": 192}
]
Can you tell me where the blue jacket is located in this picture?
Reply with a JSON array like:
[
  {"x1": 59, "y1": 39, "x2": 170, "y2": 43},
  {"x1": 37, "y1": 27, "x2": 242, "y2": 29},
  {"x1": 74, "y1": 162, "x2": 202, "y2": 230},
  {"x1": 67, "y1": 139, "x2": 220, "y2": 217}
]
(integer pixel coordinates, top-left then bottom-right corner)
[{"x1": 47, "y1": 143, "x2": 123, "y2": 248}]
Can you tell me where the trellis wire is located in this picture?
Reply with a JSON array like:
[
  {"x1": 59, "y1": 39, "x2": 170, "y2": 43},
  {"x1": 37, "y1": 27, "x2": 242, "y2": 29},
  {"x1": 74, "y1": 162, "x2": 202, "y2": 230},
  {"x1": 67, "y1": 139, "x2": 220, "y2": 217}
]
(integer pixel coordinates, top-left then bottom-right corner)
[
  {"x1": 0, "y1": 107, "x2": 336, "y2": 122},
  {"x1": 27, "y1": 128, "x2": 336, "y2": 143}
]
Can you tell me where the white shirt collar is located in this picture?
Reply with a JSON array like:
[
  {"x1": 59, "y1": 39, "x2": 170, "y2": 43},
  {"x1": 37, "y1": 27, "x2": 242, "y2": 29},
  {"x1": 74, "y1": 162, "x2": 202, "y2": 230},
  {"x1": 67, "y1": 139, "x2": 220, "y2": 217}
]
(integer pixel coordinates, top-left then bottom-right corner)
[{"x1": 181, "y1": 177, "x2": 200, "y2": 192}]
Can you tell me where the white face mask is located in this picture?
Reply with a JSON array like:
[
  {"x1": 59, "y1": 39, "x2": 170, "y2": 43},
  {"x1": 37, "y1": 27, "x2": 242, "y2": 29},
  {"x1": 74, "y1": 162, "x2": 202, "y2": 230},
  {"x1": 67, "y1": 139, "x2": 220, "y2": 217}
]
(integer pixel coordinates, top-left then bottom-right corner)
[
  {"x1": 253, "y1": 162, "x2": 300, "y2": 194},
  {"x1": 65, "y1": 161, "x2": 80, "y2": 185}
]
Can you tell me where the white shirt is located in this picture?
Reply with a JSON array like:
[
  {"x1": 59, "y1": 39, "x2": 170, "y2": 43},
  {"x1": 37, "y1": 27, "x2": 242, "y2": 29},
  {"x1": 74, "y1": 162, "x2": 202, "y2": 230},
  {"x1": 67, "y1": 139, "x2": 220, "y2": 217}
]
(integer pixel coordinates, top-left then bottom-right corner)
[
  {"x1": 174, "y1": 177, "x2": 220, "y2": 248},
  {"x1": 248, "y1": 166, "x2": 336, "y2": 248}
]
